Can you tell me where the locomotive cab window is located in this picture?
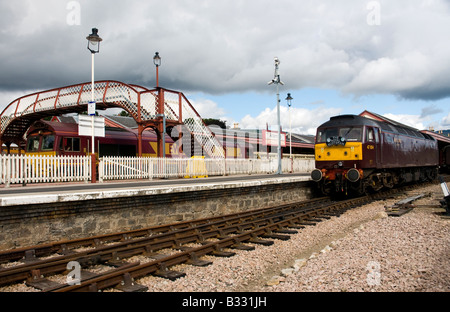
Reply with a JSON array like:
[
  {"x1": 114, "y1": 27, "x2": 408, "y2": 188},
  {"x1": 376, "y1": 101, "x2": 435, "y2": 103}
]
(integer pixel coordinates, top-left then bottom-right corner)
[
  {"x1": 27, "y1": 136, "x2": 40, "y2": 152},
  {"x1": 339, "y1": 127, "x2": 361, "y2": 142},
  {"x1": 317, "y1": 128, "x2": 338, "y2": 143},
  {"x1": 317, "y1": 127, "x2": 362, "y2": 143},
  {"x1": 42, "y1": 135, "x2": 55, "y2": 151}
]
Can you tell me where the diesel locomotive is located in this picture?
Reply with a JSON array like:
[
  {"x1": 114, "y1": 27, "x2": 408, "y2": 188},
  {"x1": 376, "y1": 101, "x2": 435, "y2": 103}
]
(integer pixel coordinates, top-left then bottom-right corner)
[{"x1": 311, "y1": 114, "x2": 439, "y2": 195}]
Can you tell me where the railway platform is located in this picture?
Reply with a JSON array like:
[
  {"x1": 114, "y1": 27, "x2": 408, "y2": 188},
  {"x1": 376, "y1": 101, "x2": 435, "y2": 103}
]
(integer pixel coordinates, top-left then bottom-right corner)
[
  {"x1": 0, "y1": 173, "x2": 311, "y2": 207},
  {"x1": 0, "y1": 173, "x2": 314, "y2": 250}
]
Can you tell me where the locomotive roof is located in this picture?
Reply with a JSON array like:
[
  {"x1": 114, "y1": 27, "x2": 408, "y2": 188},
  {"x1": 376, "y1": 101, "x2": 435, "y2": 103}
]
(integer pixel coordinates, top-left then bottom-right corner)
[
  {"x1": 26, "y1": 120, "x2": 157, "y2": 139},
  {"x1": 319, "y1": 114, "x2": 434, "y2": 140},
  {"x1": 319, "y1": 115, "x2": 380, "y2": 128}
]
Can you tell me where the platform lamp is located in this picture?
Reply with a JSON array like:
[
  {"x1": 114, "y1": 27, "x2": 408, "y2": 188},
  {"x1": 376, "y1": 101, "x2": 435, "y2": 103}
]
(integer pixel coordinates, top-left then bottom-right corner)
[
  {"x1": 86, "y1": 28, "x2": 102, "y2": 183},
  {"x1": 153, "y1": 52, "x2": 166, "y2": 157},
  {"x1": 153, "y1": 52, "x2": 161, "y2": 87},
  {"x1": 285, "y1": 93, "x2": 293, "y2": 159}
]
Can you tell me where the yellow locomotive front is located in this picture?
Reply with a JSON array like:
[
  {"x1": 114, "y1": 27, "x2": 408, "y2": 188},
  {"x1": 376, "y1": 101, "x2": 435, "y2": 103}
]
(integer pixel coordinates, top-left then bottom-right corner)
[{"x1": 311, "y1": 117, "x2": 367, "y2": 195}]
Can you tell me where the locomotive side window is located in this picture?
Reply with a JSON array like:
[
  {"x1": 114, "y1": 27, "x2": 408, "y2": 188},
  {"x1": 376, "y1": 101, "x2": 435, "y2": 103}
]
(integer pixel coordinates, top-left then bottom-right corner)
[
  {"x1": 73, "y1": 138, "x2": 80, "y2": 152},
  {"x1": 367, "y1": 128, "x2": 374, "y2": 142},
  {"x1": 27, "y1": 136, "x2": 40, "y2": 152},
  {"x1": 62, "y1": 137, "x2": 81, "y2": 152},
  {"x1": 42, "y1": 135, "x2": 55, "y2": 151}
]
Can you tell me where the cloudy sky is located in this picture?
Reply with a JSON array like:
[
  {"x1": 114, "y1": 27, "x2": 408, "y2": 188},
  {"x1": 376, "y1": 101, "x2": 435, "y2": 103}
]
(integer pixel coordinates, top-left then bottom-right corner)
[{"x1": 1, "y1": 0, "x2": 450, "y2": 135}]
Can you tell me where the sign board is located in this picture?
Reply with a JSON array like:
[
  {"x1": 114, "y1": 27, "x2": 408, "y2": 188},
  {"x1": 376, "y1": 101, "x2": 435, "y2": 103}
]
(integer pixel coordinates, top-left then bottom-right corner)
[
  {"x1": 262, "y1": 129, "x2": 286, "y2": 147},
  {"x1": 78, "y1": 115, "x2": 105, "y2": 137},
  {"x1": 88, "y1": 101, "x2": 96, "y2": 116}
]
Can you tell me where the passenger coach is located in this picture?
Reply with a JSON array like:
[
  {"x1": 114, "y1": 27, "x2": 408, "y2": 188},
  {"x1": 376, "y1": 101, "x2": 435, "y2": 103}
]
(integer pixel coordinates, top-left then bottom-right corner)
[{"x1": 25, "y1": 120, "x2": 173, "y2": 158}]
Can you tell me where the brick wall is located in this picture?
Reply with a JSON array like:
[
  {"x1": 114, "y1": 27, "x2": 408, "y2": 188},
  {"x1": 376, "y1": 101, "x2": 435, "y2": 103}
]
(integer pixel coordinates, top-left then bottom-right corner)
[{"x1": 0, "y1": 181, "x2": 314, "y2": 250}]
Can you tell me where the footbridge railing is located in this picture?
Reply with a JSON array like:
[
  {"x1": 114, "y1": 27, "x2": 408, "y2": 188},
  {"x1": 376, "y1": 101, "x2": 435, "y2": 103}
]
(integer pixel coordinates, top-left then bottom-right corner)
[{"x1": 0, "y1": 80, "x2": 224, "y2": 158}]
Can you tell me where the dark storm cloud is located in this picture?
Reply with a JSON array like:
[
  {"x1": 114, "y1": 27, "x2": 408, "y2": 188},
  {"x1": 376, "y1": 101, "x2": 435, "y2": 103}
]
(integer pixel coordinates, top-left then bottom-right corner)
[{"x1": 2, "y1": 0, "x2": 450, "y2": 103}]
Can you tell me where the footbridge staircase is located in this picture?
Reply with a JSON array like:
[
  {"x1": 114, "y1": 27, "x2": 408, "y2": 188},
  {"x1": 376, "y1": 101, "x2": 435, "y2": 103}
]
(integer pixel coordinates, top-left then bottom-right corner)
[{"x1": 0, "y1": 81, "x2": 225, "y2": 158}]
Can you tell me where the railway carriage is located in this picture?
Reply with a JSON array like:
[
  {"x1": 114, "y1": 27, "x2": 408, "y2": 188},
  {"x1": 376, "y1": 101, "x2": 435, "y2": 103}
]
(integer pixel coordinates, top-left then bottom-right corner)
[
  {"x1": 25, "y1": 120, "x2": 173, "y2": 158},
  {"x1": 23, "y1": 120, "x2": 252, "y2": 159},
  {"x1": 311, "y1": 115, "x2": 439, "y2": 195}
]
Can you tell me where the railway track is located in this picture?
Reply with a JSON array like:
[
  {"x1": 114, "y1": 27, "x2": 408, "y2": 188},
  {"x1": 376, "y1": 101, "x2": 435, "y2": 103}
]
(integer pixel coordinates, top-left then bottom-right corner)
[{"x1": 0, "y1": 184, "x2": 429, "y2": 292}]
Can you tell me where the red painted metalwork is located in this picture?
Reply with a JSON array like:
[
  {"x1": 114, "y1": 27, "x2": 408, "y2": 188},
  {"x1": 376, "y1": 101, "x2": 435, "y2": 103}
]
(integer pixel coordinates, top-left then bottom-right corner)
[
  {"x1": 54, "y1": 89, "x2": 61, "y2": 110},
  {"x1": 33, "y1": 93, "x2": 40, "y2": 113},
  {"x1": 0, "y1": 80, "x2": 224, "y2": 159}
]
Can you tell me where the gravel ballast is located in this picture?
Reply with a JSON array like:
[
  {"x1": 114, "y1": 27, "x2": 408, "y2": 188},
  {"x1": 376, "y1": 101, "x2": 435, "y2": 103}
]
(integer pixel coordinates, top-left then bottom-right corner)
[
  {"x1": 137, "y1": 183, "x2": 450, "y2": 292},
  {"x1": 1, "y1": 183, "x2": 449, "y2": 292}
]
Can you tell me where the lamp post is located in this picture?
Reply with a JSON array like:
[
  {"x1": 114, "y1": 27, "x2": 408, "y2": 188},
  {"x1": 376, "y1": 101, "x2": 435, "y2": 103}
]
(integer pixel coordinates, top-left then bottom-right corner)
[
  {"x1": 153, "y1": 52, "x2": 161, "y2": 87},
  {"x1": 153, "y1": 52, "x2": 165, "y2": 157},
  {"x1": 268, "y1": 57, "x2": 284, "y2": 175},
  {"x1": 286, "y1": 93, "x2": 293, "y2": 159},
  {"x1": 86, "y1": 28, "x2": 102, "y2": 183}
]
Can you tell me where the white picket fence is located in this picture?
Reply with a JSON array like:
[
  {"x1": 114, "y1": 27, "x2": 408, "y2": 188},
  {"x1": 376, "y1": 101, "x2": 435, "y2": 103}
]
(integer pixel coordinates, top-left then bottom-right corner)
[
  {"x1": 98, "y1": 156, "x2": 315, "y2": 182},
  {"x1": 0, "y1": 154, "x2": 91, "y2": 186},
  {"x1": 0, "y1": 154, "x2": 315, "y2": 185}
]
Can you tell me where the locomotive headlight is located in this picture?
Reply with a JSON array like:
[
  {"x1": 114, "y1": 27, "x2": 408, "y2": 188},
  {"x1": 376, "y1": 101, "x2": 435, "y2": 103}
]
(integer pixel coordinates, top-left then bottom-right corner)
[{"x1": 338, "y1": 161, "x2": 343, "y2": 167}]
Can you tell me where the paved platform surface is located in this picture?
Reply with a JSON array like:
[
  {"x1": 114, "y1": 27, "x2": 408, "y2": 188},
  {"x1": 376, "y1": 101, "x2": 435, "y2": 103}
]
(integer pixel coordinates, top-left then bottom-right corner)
[{"x1": 0, "y1": 173, "x2": 311, "y2": 207}]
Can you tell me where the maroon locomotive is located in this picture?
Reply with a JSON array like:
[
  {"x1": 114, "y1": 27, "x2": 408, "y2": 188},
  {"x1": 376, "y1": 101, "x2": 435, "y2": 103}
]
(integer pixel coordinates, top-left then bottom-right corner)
[{"x1": 311, "y1": 114, "x2": 439, "y2": 195}]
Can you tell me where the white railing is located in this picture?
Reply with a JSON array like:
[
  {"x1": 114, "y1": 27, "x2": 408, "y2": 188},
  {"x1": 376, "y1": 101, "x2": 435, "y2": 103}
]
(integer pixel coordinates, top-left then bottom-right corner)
[
  {"x1": 99, "y1": 156, "x2": 315, "y2": 182},
  {"x1": 0, "y1": 154, "x2": 91, "y2": 186},
  {"x1": 0, "y1": 155, "x2": 315, "y2": 185}
]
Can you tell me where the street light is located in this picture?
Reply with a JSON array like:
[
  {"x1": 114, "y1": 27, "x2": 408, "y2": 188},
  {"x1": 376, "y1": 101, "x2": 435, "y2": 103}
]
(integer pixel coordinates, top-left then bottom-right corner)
[
  {"x1": 86, "y1": 28, "x2": 102, "y2": 53},
  {"x1": 268, "y1": 57, "x2": 284, "y2": 175},
  {"x1": 86, "y1": 28, "x2": 102, "y2": 183},
  {"x1": 153, "y1": 52, "x2": 165, "y2": 157},
  {"x1": 153, "y1": 52, "x2": 161, "y2": 87},
  {"x1": 286, "y1": 93, "x2": 293, "y2": 159}
]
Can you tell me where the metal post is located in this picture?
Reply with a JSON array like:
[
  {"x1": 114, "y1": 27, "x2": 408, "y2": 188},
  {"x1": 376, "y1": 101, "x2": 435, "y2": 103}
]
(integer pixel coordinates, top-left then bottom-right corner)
[
  {"x1": 276, "y1": 84, "x2": 281, "y2": 174},
  {"x1": 286, "y1": 93, "x2": 293, "y2": 160},
  {"x1": 156, "y1": 114, "x2": 166, "y2": 158},
  {"x1": 268, "y1": 57, "x2": 284, "y2": 175},
  {"x1": 289, "y1": 105, "x2": 292, "y2": 158},
  {"x1": 90, "y1": 52, "x2": 96, "y2": 183},
  {"x1": 86, "y1": 28, "x2": 102, "y2": 183},
  {"x1": 163, "y1": 114, "x2": 166, "y2": 157},
  {"x1": 156, "y1": 65, "x2": 159, "y2": 88}
]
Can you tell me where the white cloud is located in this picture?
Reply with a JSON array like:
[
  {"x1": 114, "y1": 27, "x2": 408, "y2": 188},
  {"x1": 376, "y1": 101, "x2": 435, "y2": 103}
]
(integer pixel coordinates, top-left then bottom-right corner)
[
  {"x1": 240, "y1": 106, "x2": 342, "y2": 135},
  {"x1": 189, "y1": 98, "x2": 227, "y2": 120},
  {"x1": 2, "y1": 0, "x2": 450, "y2": 102},
  {"x1": 383, "y1": 113, "x2": 426, "y2": 130},
  {"x1": 442, "y1": 112, "x2": 450, "y2": 127},
  {"x1": 2, "y1": 0, "x2": 450, "y2": 132}
]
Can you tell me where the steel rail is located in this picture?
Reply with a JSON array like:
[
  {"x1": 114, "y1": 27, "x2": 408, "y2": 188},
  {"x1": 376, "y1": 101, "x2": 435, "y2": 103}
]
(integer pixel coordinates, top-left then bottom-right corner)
[
  {"x1": 0, "y1": 197, "x2": 330, "y2": 287},
  {"x1": 0, "y1": 197, "x2": 330, "y2": 264},
  {"x1": 51, "y1": 196, "x2": 370, "y2": 292}
]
